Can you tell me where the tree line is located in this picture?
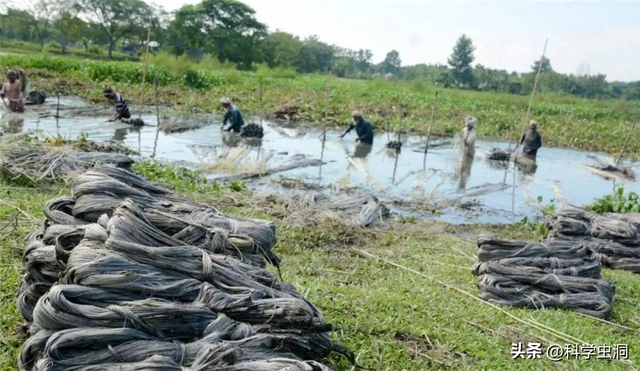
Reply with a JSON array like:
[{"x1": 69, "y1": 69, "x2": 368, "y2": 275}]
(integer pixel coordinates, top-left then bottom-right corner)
[{"x1": 1, "y1": 0, "x2": 638, "y2": 100}]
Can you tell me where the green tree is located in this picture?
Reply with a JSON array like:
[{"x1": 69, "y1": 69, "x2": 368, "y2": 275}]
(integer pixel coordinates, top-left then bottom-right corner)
[
  {"x1": 0, "y1": 8, "x2": 35, "y2": 42},
  {"x1": 296, "y1": 36, "x2": 334, "y2": 73},
  {"x1": 448, "y1": 34, "x2": 476, "y2": 87},
  {"x1": 166, "y1": 5, "x2": 205, "y2": 56},
  {"x1": 24, "y1": 0, "x2": 54, "y2": 49},
  {"x1": 168, "y1": 0, "x2": 266, "y2": 69},
  {"x1": 83, "y1": 0, "x2": 152, "y2": 58},
  {"x1": 261, "y1": 31, "x2": 303, "y2": 68},
  {"x1": 53, "y1": 0, "x2": 86, "y2": 54},
  {"x1": 356, "y1": 49, "x2": 373, "y2": 72},
  {"x1": 381, "y1": 50, "x2": 401, "y2": 74},
  {"x1": 531, "y1": 56, "x2": 553, "y2": 73}
]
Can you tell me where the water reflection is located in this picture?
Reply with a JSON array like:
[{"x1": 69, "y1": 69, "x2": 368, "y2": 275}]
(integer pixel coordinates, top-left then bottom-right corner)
[
  {"x1": 3, "y1": 117, "x2": 24, "y2": 134},
  {"x1": 113, "y1": 127, "x2": 128, "y2": 141},
  {"x1": 221, "y1": 133, "x2": 242, "y2": 148},
  {"x1": 354, "y1": 143, "x2": 373, "y2": 159},
  {"x1": 455, "y1": 149, "x2": 475, "y2": 190}
]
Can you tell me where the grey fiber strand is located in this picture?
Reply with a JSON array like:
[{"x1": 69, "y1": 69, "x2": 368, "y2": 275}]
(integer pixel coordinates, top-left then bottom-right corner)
[{"x1": 17, "y1": 166, "x2": 353, "y2": 371}]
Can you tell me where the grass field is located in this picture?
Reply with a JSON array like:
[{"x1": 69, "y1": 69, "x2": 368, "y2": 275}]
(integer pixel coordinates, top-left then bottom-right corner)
[
  {"x1": 0, "y1": 40, "x2": 140, "y2": 62},
  {"x1": 1, "y1": 161, "x2": 638, "y2": 370},
  {"x1": 0, "y1": 53, "x2": 638, "y2": 156}
]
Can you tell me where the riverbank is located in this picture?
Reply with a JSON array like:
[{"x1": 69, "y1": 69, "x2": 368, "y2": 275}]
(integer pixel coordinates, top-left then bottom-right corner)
[
  {"x1": 0, "y1": 138, "x2": 638, "y2": 370},
  {"x1": 1, "y1": 54, "x2": 638, "y2": 156}
]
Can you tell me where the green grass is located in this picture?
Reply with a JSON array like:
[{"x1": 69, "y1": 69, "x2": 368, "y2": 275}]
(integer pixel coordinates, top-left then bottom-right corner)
[
  {"x1": 0, "y1": 184, "x2": 68, "y2": 367},
  {"x1": 0, "y1": 39, "x2": 140, "y2": 62},
  {"x1": 0, "y1": 53, "x2": 638, "y2": 156},
  {"x1": 0, "y1": 156, "x2": 638, "y2": 370}
]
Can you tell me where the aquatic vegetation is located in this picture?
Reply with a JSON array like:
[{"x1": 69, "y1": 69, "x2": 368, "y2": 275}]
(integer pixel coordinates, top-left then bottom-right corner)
[
  {"x1": 589, "y1": 188, "x2": 640, "y2": 214},
  {"x1": 1, "y1": 54, "x2": 639, "y2": 155}
]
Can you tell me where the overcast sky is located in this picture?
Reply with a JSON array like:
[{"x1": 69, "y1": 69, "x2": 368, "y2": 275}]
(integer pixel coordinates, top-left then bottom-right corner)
[{"x1": 154, "y1": 0, "x2": 640, "y2": 82}]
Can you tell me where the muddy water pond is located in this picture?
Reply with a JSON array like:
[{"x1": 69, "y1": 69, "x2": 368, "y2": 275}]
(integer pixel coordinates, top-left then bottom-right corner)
[{"x1": 3, "y1": 98, "x2": 638, "y2": 225}]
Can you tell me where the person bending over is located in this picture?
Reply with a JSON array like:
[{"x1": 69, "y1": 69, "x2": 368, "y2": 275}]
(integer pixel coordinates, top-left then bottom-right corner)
[
  {"x1": 103, "y1": 89, "x2": 131, "y2": 122},
  {"x1": 220, "y1": 97, "x2": 245, "y2": 133},
  {"x1": 520, "y1": 120, "x2": 542, "y2": 159},
  {"x1": 341, "y1": 110, "x2": 374, "y2": 145}
]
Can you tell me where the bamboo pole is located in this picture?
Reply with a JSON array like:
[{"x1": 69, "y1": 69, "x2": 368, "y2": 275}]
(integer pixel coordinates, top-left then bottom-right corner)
[
  {"x1": 55, "y1": 91, "x2": 60, "y2": 118},
  {"x1": 259, "y1": 76, "x2": 264, "y2": 127},
  {"x1": 424, "y1": 90, "x2": 439, "y2": 154},
  {"x1": 615, "y1": 120, "x2": 637, "y2": 167},
  {"x1": 137, "y1": 25, "x2": 152, "y2": 120},
  {"x1": 504, "y1": 39, "x2": 548, "y2": 187},
  {"x1": 152, "y1": 73, "x2": 161, "y2": 158},
  {"x1": 423, "y1": 90, "x2": 439, "y2": 170},
  {"x1": 510, "y1": 39, "x2": 548, "y2": 154}
]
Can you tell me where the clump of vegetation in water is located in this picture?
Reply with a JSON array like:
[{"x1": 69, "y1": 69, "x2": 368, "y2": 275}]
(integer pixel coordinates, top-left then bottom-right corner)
[{"x1": 589, "y1": 188, "x2": 640, "y2": 214}]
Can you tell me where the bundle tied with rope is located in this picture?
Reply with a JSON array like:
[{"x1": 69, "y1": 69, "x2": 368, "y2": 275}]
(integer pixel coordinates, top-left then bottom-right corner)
[
  {"x1": 546, "y1": 204, "x2": 640, "y2": 273},
  {"x1": 17, "y1": 164, "x2": 281, "y2": 326},
  {"x1": 486, "y1": 148, "x2": 510, "y2": 161},
  {"x1": 240, "y1": 123, "x2": 264, "y2": 139},
  {"x1": 386, "y1": 141, "x2": 402, "y2": 150},
  {"x1": 17, "y1": 169, "x2": 354, "y2": 370},
  {"x1": 473, "y1": 235, "x2": 615, "y2": 318}
]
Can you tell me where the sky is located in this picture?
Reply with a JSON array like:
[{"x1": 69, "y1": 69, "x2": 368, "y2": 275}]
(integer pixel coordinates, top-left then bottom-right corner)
[{"x1": 154, "y1": 0, "x2": 640, "y2": 82}]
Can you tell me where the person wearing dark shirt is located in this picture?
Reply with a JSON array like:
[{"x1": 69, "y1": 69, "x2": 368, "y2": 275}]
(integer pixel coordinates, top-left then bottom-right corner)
[
  {"x1": 340, "y1": 110, "x2": 374, "y2": 145},
  {"x1": 103, "y1": 89, "x2": 131, "y2": 121},
  {"x1": 220, "y1": 97, "x2": 245, "y2": 133},
  {"x1": 520, "y1": 120, "x2": 542, "y2": 159}
]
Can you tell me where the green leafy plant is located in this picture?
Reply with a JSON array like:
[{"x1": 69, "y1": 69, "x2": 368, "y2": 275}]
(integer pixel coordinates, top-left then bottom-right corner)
[
  {"x1": 132, "y1": 162, "x2": 246, "y2": 196},
  {"x1": 589, "y1": 188, "x2": 640, "y2": 214},
  {"x1": 88, "y1": 45, "x2": 103, "y2": 55},
  {"x1": 514, "y1": 217, "x2": 548, "y2": 238}
]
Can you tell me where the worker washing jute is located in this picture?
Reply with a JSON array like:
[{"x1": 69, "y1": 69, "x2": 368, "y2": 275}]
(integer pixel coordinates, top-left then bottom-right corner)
[
  {"x1": 520, "y1": 120, "x2": 543, "y2": 159},
  {"x1": 341, "y1": 110, "x2": 374, "y2": 145},
  {"x1": 220, "y1": 97, "x2": 246, "y2": 133},
  {"x1": 103, "y1": 89, "x2": 131, "y2": 122}
]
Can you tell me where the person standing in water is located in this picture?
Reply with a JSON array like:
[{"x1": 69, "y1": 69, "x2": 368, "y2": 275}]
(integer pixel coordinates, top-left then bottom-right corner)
[
  {"x1": 1, "y1": 70, "x2": 25, "y2": 113},
  {"x1": 341, "y1": 110, "x2": 374, "y2": 145},
  {"x1": 103, "y1": 89, "x2": 131, "y2": 122},
  {"x1": 220, "y1": 97, "x2": 245, "y2": 133},
  {"x1": 520, "y1": 120, "x2": 542, "y2": 159},
  {"x1": 460, "y1": 116, "x2": 478, "y2": 149}
]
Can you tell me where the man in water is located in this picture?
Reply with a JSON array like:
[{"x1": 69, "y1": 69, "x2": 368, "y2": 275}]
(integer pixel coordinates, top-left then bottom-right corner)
[
  {"x1": 520, "y1": 120, "x2": 543, "y2": 159},
  {"x1": 460, "y1": 116, "x2": 477, "y2": 149},
  {"x1": 103, "y1": 89, "x2": 131, "y2": 122},
  {"x1": 1, "y1": 70, "x2": 25, "y2": 113},
  {"x1": 340, "y1": 110, "x2": 374, "y2": 145},
  {"x1": 220, "y1": 97, "x2": 245, "y2": 133}
]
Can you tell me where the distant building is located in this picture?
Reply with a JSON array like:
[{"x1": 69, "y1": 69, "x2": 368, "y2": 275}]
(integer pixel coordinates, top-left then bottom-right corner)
[{"x1": 122, "y1": 40, "x2": 160, "y2": 55}]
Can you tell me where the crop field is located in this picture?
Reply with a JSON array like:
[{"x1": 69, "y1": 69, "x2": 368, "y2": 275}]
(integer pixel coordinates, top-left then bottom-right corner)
[{"x1": 1, "y1": 54, "x2": 638, "y2": 156}]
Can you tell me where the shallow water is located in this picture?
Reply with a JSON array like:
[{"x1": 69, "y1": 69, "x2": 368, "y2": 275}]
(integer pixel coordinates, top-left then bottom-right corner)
[{"x1": 3, "y1": 98, "x2": 638, "y2": 225}]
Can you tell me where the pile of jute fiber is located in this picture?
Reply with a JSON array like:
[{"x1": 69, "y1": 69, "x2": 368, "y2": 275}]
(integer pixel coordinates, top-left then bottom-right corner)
[
  {"x1": 473, "y1": 235, "x2": 615, "y2": 318},
  {"x1": 17, "y1": 166, "x2": 353, "y2": 371},
  {"x1": 546, "y1": 204, "x2": 640, "y2": 273}
]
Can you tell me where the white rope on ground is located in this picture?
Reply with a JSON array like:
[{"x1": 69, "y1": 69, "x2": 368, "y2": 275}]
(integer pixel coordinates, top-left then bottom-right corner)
[{"x1": 353, "y1": 248, "x2": 589, "y2": 345}]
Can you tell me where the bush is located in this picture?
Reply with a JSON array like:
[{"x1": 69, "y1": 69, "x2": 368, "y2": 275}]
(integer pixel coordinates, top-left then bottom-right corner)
[
  {"x1": 88, "y1": 45, "x2": 103, "y2": 55},
  {"x1": 589, "y1": 188, "x2": 639, "y2": 214},
  {"x1": 256, "y1": 65, "x2": 297, "y2": 79}
]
